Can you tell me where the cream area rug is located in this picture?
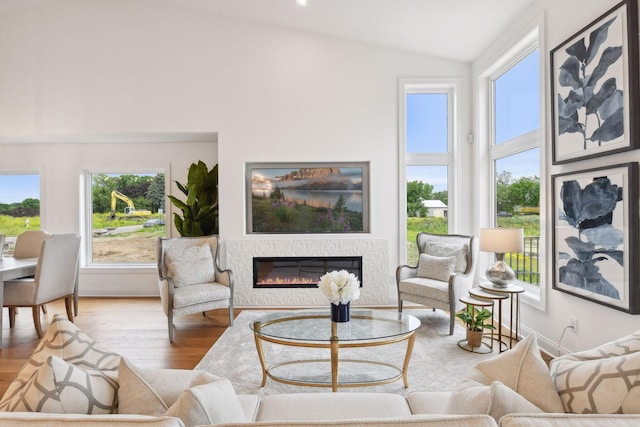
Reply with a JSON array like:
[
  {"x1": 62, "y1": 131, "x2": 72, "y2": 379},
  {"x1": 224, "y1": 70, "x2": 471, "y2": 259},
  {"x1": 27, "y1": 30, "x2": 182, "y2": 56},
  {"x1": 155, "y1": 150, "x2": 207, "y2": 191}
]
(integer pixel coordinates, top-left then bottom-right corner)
[{"x1": 195, "y1": 309, "x2": 498, "y2": 396}]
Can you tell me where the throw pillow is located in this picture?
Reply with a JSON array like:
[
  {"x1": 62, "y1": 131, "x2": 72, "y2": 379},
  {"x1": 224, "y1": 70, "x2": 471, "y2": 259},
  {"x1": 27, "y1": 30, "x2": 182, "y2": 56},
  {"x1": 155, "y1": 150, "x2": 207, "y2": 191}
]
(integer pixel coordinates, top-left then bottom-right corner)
[
  {"x1": 0, "y1": 355, "x2": 118, "y2": 414},
  {"x1": 445, "y1": 379, "x2": 543, "y2": 421},
  {"x1": 165, "y1": 244, "x2": 216, "y2": 287},
  {"x1": 164, "y1": 379, "x2": 246, "y2": 427},
  {"x1": 550, "y1": 349, "x2": 640, "y2": 414},
  {"x1": 424, "y1": 241, "x2": 468, "y2": 273},
  {"x1": 117, "y1": 357, "x2": 225, "y2": 416},
  {"x1": 417, "y1": 253, "x2": 457, "y2": 281},
  {"x1": 465, "y1": 333, "x2": 564, "y2": 413},
  {"x1": 0, "y1": 314, "x2": 121, "y2": 410}
]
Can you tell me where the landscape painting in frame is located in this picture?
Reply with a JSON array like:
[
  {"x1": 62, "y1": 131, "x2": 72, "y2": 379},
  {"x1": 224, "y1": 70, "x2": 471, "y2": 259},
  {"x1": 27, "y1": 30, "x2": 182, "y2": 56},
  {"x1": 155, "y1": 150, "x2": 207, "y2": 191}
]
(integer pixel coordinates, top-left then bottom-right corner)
[
  {"x1": 550, "y1": 0, "x2": 639, "y2": 164},
  {"x1": 246, "y1": 162, "x2": 370, "y2": 234},
  {"x1": 552, "y1": 163, "x2": 639, "y2": 313}
]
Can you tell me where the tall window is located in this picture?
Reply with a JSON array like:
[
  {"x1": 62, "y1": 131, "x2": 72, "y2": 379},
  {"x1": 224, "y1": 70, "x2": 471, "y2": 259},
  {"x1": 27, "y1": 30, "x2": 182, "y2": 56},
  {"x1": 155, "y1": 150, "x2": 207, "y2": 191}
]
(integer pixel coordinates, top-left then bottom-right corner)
[
  {"x1": 86, "y1": 172, "x2": 165, "y2": 264},
  {"x1": 490, "y1": 46, "x2": 541, "y2": 288},
  {"x1": 0, "y1": 174, "x2": 41, "y2": 256},
  {"x1": 401, "y1": 83, "x2": 455, "y2": 265}
]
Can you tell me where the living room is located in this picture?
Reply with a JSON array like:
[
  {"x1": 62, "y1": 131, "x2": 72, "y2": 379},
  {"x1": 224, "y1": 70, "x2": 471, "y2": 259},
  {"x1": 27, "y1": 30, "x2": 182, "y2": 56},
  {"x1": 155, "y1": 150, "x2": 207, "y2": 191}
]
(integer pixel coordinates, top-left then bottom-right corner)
[{"x1": 0, "y1": 0, "x2": 639, "y2": 392}]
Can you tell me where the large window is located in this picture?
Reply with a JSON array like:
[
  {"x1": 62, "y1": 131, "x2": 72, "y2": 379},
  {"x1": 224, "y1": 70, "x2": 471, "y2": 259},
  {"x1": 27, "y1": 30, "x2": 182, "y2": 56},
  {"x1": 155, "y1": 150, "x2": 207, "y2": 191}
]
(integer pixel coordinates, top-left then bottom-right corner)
[
  {"x1": 86, "y1": 172, "x2": 165, "y2": 264},
  {"x1": 401, "y1": 83, "x2": 455, "y2": 265},
  {"x1": 490, "y1": 45, "x2": 541, "y2": 289},
  {"x1": 0, "y1": 174, "x2": 41, "y2": 256}
]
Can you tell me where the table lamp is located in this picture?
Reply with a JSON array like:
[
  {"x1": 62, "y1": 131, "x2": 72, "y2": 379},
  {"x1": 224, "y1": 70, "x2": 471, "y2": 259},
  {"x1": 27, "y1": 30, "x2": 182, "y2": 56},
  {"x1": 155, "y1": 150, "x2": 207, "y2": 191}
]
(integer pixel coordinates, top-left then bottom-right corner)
[{"x1": 479, "y1": 228, "x2": 524, "y2": 287}]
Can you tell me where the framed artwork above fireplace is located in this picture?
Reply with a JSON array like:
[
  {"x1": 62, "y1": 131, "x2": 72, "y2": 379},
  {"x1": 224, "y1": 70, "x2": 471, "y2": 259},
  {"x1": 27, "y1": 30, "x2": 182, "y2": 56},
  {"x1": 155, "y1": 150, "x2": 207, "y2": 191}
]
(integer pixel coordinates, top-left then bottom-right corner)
[{"x1": 245, "y1": 162, "x2": 370, "y2": 234}]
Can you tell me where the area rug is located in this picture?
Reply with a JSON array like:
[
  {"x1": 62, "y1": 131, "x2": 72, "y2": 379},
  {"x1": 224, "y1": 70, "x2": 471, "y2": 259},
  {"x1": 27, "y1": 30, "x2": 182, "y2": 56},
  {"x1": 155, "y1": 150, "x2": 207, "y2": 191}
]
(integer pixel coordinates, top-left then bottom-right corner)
[{"x1": 195, "y1": 309, "x2": 498, "y2": 396}]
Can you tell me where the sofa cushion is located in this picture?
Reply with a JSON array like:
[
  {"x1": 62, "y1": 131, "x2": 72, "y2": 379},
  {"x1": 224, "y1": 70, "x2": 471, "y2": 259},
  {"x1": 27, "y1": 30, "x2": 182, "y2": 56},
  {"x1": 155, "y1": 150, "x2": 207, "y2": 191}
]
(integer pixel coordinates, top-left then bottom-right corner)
[
  {"x1": 0, "y1": 413, "x2": 186, "y2": 426},
  {"x1": 550, "y1": 345, "x2": 640, "y2": 414},
  {"x1": 500, "y1": 413, "x2": 640, "y2": 427},
  {"x1": 0, "y1": 315, "x2": 120, "y2": 411},
  {"x1": 164, "y1": 379, "x2": 246, "y2": 426},
  {"x1": 165, "y1": 244, "x2": 216, "y2": 287},
  {"x1": 425, "y1": 240, "x2": 468, "y2": 273},
  {"x1": 0, "y1": 355, "x2": 118, "y2": 414},
  {"x1": 256, "y1": 392, "x2": 412, "y2": 421},
  {"x1": 444, "y1": 379, "x2": 542, "y2": 421},
  {"x1": 215, "y1": 414, "x2": 499, "y2": 427},
  {"x1": 463, "y1": 333, "x2": 564, "y2": 413},
  {"x1": 417, "y1": 253, "x2": 457, "y2": 281},
  {"x1": 117, "y1": 357, "x2": 223, "y2": 416}
]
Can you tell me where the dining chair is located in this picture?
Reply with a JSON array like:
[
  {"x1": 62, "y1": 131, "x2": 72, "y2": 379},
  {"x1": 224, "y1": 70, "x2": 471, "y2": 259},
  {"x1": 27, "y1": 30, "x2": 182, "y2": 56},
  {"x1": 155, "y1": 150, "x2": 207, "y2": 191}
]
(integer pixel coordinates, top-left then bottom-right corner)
[
  {"x1": 3, "y1": 233, "x2": 81, "y2": 338},
  {"x1": 13, "y1": 230, "x2": 52, "y2": 259}
]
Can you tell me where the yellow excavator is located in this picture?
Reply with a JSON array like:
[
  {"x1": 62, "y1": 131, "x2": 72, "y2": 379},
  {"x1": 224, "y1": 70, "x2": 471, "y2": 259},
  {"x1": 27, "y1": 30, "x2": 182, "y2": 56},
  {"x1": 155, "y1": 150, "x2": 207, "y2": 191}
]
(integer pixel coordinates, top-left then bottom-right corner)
[{"x1": 109, "y1": 190, "x2": 152, "y2": 219}]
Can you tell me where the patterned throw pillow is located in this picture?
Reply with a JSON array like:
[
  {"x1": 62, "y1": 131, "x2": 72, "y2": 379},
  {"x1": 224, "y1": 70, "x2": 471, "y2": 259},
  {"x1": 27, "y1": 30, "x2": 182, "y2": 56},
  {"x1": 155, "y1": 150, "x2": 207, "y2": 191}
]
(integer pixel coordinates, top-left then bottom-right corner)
[
  {"x1": 0, "y1": 355, "x2": 118, "y2": 414},
  {"x1": 417, "y1": 253, "x2": 457, "y2": 281},
  {"x1": 0, "y1": 315, "x2": 121, "y2": 410},
  {"x1": 550, "y1": 330, "x2": 640, "y2": 414},
  {"x1": 425, "y1": 241, "x2": 468, "y2": 273},
  {"x1": 165, "y1": 244, "x2": 216, "y2": 287}
]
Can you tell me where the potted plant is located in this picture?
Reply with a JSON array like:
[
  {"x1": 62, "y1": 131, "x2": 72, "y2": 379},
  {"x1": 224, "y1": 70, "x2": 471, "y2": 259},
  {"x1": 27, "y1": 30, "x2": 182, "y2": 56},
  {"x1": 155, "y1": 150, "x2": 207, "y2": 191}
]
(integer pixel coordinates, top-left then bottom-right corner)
[
  {"x1": 455, "y1": 306, "x2": 495, "y2": 348},
  {"x1": 168, "y1": 161, "x2": 219, "y2": 237}
]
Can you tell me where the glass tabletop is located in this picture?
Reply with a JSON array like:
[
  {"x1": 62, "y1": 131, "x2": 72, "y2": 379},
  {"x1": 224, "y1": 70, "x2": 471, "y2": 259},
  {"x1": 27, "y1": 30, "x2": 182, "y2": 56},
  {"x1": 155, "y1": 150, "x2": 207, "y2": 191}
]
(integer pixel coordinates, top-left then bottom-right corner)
[{"x1": 250, "y1": 309, "x2": 421, "y2": 342}]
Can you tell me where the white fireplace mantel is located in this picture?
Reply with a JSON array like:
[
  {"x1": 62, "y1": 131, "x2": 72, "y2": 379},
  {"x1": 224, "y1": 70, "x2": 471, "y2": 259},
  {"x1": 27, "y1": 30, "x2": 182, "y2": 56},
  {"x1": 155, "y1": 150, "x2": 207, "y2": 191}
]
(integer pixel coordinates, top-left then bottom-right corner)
[{"x1": 225, "y1": 239, "x2": 390, "y2": 307}]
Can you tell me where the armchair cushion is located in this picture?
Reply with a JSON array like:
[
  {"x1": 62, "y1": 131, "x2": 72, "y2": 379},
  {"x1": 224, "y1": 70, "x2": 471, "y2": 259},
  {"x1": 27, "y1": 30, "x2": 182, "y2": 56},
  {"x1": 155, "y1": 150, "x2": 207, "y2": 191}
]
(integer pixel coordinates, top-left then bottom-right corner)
[
  {"x1": 0, "y1": 355, "x2": 117, "y2": 414},
  {"x1": 424, "y1": 240, "x2": 468, "y2": 273},
  {"x1": 165, "y1": 244, "x2": 216, "y2": 287},
  {"x1": 417, "y1": 253, "x2": 457, "y2": 281}
]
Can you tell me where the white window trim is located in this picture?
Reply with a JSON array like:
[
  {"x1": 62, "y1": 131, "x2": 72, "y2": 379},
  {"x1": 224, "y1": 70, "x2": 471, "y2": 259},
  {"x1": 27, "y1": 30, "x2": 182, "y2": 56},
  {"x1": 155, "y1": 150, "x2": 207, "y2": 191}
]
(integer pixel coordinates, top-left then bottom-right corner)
[{"x1": 398, "y1": 78, "x2": 460, "y2": 265}]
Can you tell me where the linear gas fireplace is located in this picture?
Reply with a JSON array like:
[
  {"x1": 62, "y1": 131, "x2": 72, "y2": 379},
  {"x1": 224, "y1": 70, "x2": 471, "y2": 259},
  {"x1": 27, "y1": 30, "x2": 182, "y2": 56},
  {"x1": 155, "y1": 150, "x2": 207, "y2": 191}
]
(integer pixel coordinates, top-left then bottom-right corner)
[{"x1": 253, "y1": 256, "x2": 363, "y2": 288}]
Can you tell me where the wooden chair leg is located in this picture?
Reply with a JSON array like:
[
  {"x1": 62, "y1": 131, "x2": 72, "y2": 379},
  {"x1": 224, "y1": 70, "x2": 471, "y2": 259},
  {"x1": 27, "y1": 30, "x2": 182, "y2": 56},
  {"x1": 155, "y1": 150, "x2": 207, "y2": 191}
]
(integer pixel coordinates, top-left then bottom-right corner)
[
  {"x1": 32, "y1": 306, "x2": 43, "y2": 338},
  {"x1": 42, "y1": 305, "x2": 47, "y2": 314},
  {"x1": 9, "y1": 307, "x2": 16, "y2": 328},
  {"x1": 65, "y1": 296, "x2": 74, "y2": 322},
  {"x1": 168, "y1": 312, "x2": 174, "y2": 343}
]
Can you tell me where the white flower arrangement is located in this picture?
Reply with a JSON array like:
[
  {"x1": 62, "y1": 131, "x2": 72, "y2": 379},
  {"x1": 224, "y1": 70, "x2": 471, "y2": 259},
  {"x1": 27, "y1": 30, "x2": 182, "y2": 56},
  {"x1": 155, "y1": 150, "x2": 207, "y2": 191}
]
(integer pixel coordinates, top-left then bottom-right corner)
[{"x1": 317, "y1": 270, "x2": 360, "y2": 305}]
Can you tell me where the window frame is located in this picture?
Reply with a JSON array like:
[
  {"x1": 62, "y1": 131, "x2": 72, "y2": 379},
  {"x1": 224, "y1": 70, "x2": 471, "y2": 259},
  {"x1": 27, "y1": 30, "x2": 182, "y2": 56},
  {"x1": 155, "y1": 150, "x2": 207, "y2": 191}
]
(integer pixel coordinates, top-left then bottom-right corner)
[{"x1": 398, "y1": 78, "x2": 460, "y2": 265}]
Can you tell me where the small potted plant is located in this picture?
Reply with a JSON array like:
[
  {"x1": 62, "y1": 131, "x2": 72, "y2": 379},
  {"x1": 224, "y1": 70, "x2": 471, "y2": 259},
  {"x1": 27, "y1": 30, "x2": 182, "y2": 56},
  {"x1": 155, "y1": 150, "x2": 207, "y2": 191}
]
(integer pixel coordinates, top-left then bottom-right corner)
[{"x1": 455, "y1": 307, "x2": 496, "y2": 348}]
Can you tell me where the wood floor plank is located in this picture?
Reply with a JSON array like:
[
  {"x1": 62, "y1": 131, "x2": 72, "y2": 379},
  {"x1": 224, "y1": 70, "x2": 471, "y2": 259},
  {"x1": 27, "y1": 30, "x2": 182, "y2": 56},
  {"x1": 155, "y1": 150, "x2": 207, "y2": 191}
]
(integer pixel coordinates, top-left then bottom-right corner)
[{"x1": 0, "y1": 297, "x2": 240, "y2": 398}]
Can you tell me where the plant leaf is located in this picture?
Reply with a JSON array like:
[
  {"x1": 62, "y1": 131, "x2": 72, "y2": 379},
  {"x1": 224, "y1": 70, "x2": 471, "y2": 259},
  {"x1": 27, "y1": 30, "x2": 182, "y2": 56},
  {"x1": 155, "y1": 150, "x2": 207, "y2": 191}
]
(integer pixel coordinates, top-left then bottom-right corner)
[
  {"x1": 587, "y1": 46, "x2": 622, "y2": 88},
  {"x1": 558, "y1": 56, "x2": 583, "y2": 90},
  {"x1": 589, "y1": 107, "x2": 624, "y2": 142},
  {"x1": 585, "y1": 77, "x2": 617, "y2": 115},
  {"x1": 565, "y1": 37, "x2": 587, "y2": 63},
  {"x1": 585, "y1": 16, "x2": 617, "y2": 66}
]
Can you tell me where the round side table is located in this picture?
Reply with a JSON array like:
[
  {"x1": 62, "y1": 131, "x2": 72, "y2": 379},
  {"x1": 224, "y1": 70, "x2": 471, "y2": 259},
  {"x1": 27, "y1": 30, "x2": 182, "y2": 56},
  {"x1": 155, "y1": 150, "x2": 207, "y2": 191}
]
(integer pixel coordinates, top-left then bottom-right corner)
[
  {"x1": 457, "y1": 294, "x2": 494, "y2": 354},
  {"x1": 469, "y1": 287, "x2": 509, "y2": 352},
  {"x1": 479, "y1": 282, "x2": 525, "y2": 350}
]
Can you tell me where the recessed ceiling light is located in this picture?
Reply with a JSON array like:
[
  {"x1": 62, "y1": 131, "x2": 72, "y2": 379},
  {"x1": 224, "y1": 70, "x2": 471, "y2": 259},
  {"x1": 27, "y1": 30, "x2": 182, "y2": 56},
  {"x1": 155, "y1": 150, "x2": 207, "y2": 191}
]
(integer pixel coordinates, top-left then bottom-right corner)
[{"x1": 295, "y1": 0, "x2": 309, "y2": 6}]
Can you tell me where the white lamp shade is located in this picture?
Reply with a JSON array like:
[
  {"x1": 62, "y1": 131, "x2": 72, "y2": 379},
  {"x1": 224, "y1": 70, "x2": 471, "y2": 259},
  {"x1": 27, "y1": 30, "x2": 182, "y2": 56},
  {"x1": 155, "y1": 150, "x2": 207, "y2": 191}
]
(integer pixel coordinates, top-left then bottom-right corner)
[{"x1": 479, "y1": 228, "x2": 524, "y2": 253}]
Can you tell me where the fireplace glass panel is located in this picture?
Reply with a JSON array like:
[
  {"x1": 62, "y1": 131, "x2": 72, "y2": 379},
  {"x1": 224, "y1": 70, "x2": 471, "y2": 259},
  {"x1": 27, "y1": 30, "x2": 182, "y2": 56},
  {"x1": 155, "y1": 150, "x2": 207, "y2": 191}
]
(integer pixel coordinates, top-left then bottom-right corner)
[{"x1": 253, "y1": 256, "x2": 362, "y2": 288}]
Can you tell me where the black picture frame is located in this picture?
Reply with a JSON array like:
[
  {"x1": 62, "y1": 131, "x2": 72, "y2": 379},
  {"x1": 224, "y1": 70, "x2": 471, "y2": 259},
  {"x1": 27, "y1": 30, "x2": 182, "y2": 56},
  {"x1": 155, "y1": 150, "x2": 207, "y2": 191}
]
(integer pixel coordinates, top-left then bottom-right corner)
[
  {"x1": 245, "y1": 162, "x2": 370, "y2": 234},
  {"x1": 550, "y1": 0, "x2": 639, "y2": 164},
  {"x1": 551, "y1": 162, "x2": 639, "y2": 313}
]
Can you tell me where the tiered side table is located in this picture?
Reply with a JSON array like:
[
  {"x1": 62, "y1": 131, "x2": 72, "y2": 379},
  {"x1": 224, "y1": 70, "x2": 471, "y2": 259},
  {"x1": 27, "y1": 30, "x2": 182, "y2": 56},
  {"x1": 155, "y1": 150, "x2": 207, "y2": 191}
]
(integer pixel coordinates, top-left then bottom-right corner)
[
  {"x1": 478, "y1": 282, "x2": 525, "y2": 350},
  {"x1": 457, "y1": 294, "x2": 494, "y2": 354},
  {"x1": 468, "y1": 287, "x2": 509, "y2": 352}
]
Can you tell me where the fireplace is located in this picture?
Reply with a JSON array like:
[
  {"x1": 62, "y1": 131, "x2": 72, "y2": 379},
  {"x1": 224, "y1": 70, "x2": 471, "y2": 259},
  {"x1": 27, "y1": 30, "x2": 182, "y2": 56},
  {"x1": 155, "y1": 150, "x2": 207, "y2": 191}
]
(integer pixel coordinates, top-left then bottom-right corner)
[{"x1": 253, "y1": 256, "x2": 363, "y2": 288}]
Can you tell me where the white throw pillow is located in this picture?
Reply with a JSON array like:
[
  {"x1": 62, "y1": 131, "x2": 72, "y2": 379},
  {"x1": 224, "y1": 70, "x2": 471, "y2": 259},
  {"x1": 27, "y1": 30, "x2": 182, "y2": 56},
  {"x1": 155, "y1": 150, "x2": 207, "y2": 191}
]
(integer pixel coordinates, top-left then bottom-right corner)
[
  {"x1": 0, "y1": 315, "x2": 120, "y2": 410},
  {"x1": 445, "y1": 379, "x2": 543, "y2": 421},
  {"x1": 0, "y1": 355, "x2": 118, "y2": 414},
  {"x1": 417, "y1": 253, "x2": 456, "y2": 281},
  {"x1": 464, "y1": 333, "x2": 564, "y2": 413},
  {"x1": 165, "y1": 244, "x2": 216, "y2": 287},
  {"x1": 164, "y1": 379, "x2": 247, "y2": 426},
  {"x1": 425, "y1": 241, "x2": 468, "y2": 273}
]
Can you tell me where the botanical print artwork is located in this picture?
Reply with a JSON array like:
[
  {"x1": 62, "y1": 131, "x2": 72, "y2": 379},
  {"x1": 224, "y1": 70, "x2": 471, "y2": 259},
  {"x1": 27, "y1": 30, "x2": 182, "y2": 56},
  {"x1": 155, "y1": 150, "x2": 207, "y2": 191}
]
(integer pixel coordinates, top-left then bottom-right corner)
[
  {"x1": 557, "y1": 174, "x2": 624, "y2": 299},
  {"x1": 551, "y1": 0, "x2": 639, "y2": 164}
]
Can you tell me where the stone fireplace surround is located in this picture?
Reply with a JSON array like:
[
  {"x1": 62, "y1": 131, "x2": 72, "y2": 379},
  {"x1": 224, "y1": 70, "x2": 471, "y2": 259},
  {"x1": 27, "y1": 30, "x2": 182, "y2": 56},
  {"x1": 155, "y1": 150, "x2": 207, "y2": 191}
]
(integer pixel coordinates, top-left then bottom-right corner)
[{"x1": 225, "y1": 239, "x2": 390, "y2": 307}]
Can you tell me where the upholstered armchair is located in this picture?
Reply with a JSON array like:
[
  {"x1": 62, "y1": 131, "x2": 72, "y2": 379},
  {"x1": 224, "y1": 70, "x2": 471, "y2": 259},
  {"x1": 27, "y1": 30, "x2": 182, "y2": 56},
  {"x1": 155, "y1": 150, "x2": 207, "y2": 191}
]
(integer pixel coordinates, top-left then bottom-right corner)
[
  {"x1": 396, "y1": 232, "x2": 478, "y2": 335},
  {"x1": 3, "y1": 233, "x2": 81, "y2": 338},
  {"x1": 157, "y1": 235, "x2": 234, "y2": 342}
]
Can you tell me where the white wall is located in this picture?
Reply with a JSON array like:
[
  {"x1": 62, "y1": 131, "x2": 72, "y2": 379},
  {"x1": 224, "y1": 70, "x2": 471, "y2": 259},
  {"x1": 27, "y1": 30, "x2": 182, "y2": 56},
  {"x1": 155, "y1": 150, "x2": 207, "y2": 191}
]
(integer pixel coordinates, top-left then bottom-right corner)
[
  {"x1": 0, "y1": 0, "x2": 473, "y2": 302},
  {"x1": 473, "y1": 0, "x2": 640, "y2": 354}
]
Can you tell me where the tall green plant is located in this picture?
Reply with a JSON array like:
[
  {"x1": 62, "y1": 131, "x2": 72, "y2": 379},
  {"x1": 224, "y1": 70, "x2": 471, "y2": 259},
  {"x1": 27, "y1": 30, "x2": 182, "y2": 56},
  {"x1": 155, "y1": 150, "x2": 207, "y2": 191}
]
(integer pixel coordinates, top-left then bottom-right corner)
[{"x1": 168, "y1": 161, "x2": 219, "y2": 237}]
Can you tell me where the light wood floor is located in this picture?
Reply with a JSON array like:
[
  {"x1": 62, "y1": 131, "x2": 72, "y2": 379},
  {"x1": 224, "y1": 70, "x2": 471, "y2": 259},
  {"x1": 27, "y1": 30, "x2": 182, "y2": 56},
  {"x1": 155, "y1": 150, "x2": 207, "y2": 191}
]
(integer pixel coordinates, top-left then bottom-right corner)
[{"x1": 0, "y1": 297, "x2": 241, "y2": 398}]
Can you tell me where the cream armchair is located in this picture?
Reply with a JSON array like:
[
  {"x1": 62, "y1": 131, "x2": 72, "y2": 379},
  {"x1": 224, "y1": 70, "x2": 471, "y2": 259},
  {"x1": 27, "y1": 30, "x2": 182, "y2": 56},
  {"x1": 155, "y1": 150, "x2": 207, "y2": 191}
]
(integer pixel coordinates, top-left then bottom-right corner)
[
  {"x1": 396, "y1": 232, "x2": 477, "y2": 335},
  {"x1": 157, "y1": 235, "x2": 234, "y2": 342}
]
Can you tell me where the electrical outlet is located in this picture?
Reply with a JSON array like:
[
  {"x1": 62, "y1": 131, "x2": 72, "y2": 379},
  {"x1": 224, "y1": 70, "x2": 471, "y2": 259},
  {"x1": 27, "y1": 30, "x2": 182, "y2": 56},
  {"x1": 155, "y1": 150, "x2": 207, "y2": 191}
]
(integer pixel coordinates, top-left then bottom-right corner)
[{"x1": 569, "y1": 316, "x2": 578, "y2": 332}]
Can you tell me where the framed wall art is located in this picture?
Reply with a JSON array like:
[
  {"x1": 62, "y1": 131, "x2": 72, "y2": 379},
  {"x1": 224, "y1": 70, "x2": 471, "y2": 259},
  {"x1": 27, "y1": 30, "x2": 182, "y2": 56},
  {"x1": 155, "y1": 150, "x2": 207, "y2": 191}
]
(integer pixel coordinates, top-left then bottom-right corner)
[
  {"x1": 552, "y1": 162, "x2": 639, "y2": 313},
  {"x1": 550, "y1": 0, "x2": 639, "y2": 164},
  {"x1": 245, "y1": 162, "x2": 370, "y2": 234}
]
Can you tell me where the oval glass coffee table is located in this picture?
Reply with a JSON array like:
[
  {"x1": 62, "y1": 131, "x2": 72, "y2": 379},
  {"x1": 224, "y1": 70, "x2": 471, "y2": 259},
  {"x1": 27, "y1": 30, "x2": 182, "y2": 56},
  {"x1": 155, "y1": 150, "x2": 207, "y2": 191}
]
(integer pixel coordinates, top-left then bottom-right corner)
[{"x1": 250, "y1": 309, "x2": 421, "y2": 392}]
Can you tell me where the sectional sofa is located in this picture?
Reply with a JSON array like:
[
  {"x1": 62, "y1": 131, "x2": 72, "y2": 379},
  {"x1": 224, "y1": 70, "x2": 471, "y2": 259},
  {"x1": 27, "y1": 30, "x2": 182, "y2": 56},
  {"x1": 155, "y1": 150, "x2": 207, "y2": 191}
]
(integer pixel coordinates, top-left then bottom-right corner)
[{"x1": 0, "y1": 315, "x2": 639, "y2": 426}]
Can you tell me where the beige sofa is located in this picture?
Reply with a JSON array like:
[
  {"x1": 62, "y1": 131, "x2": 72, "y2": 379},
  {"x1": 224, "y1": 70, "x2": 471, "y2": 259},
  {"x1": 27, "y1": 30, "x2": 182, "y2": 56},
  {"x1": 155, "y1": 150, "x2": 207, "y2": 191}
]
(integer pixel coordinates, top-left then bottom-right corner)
[{"x1": 1, "y1": 315, "x2": 639, "y2": 427}]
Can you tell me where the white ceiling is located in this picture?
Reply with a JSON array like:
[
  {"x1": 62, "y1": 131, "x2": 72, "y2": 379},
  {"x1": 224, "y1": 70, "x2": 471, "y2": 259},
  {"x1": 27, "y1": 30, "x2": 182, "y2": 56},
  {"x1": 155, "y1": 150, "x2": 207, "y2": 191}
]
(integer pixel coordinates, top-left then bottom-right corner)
[{"x1": 0, "y1": 0, "x2": 535, "y2": 62}]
